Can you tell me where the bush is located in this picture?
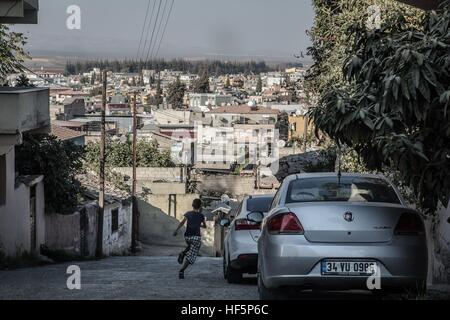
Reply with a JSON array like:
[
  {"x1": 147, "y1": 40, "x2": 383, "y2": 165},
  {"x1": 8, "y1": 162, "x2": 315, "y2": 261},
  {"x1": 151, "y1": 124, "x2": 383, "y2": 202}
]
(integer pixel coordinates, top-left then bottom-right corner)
[{"x1": 15, "y1": 133, "x2": 84, "y2": 214}]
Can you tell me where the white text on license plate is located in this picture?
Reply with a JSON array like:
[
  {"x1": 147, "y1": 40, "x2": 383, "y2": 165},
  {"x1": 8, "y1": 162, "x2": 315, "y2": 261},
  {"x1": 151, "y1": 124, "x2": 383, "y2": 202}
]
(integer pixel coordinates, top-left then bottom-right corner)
[{"x1": 321, "y1": 261, "x2": 377, "y2": 275}]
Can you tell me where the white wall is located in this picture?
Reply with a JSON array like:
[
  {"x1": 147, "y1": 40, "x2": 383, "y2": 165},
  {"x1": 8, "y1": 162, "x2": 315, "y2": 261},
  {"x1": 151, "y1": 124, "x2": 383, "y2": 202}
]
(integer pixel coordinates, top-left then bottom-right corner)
[
  {"x1": 102, "y1": 202, "x2": 133, "y2": 256},
  {"x1": 0, "y1": 146, "x2": 45, "y2": 257}
]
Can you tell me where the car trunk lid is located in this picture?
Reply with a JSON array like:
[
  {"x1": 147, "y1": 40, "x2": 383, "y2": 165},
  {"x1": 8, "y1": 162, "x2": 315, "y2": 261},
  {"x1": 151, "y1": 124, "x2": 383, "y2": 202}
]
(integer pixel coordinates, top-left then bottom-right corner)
[{"x1": 286, "y1": 202, "x2": 408, "y2": 243}]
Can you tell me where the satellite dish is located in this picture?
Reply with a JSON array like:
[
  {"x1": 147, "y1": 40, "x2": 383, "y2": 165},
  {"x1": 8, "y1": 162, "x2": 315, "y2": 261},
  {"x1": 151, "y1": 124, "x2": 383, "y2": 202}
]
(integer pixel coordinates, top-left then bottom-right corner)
[{"x1": 278, "y1": 140, "x2": 286, "y2": 148}]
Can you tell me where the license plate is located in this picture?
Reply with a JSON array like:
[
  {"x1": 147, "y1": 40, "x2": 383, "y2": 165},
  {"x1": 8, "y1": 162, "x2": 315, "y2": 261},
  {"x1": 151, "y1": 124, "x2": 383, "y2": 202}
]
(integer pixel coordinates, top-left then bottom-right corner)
[{"x1": 321, "y1": 260, "x2": 377, "y2": 276}]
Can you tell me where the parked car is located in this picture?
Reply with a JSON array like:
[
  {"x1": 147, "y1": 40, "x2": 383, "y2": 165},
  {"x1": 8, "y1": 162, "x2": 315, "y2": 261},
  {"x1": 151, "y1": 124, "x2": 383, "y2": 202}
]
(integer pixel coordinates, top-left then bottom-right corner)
[
  {"x1": 258, "y1": 173, "x2": 428, "y2": 299},
  {"x1": 221, "y1": 194, "x2": 274, "y2": 283}
]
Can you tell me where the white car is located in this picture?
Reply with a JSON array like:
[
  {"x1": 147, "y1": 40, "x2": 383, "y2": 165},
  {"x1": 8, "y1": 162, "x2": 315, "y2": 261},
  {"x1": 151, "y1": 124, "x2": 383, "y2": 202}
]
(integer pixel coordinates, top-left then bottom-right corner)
[{"x1": 221, "y1": 194, "x2": 274, "y2": 283}]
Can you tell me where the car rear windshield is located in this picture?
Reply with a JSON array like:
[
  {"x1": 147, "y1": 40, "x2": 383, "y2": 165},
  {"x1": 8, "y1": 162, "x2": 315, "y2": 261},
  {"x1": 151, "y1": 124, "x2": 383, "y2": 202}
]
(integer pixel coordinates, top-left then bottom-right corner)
[
  {"x1": 246, "y1": 197, "x2": 273, "y2": 213},
  {"x1": 286, "y1": 177, "x2": 401, "y2": 204}
]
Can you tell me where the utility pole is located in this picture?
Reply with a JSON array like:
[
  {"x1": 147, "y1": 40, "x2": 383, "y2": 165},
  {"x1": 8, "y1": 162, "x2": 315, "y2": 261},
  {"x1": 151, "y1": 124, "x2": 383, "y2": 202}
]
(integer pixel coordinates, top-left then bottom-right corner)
[
  {"x1": 131, "y1": 92, "x2": 139, "y2": 253},
  {"x1": 96, "y1": 69, "x2": 107, "y2": 258}
]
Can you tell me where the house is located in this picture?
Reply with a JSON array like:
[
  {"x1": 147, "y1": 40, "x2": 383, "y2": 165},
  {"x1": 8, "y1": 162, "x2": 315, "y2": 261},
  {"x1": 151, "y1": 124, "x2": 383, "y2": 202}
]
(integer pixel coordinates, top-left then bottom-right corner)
[
  {"x1": 0, "y1": 87, "x2": 50, "y2": 258},
  {"x1": 209, "y1": 104, "x2": 279, "y2": 127},
  {"x1": 56, "y1": 98, "x2": 86, "y2": 121},
  {"x1": 189, "y1": 93, "x2": 233, "y2": 108}
]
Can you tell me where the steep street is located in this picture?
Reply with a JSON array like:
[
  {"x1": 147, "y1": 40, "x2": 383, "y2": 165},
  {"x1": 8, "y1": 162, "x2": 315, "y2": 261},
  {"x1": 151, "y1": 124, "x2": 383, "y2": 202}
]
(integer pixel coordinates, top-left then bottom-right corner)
[{"x1": 0, "y1": 256, "x2": 258, "y2": 300}]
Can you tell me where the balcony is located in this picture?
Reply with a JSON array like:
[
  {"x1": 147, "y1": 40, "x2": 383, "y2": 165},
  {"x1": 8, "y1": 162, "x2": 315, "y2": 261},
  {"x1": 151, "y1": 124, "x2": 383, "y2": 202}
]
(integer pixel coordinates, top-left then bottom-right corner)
[
  {"x1": 0, "y1": 87, "x2": 50, "y2": 137},
  {"x1": 0, "y1": 0, "x2": 39, "y2": 24}
]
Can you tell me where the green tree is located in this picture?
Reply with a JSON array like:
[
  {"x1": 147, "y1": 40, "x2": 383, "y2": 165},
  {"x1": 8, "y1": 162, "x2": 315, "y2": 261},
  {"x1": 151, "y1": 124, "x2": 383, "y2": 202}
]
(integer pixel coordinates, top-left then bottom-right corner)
[
  {"x1": 167, "y1": 77, "x2": 186, "y2": 109},
  {"x1": 80, "y1": 76, "x2": 89, "y2": 85},
  {"x1": 15, "y1": 74, "x2": 34, "y2": 87},
  {"x1": 0, "y1": 25, "x2": 28, "y2": 84},
  {"x1": 90, "y1": 72, "x2": 96, "y2": 85},
  {"x1": 193, "y1": 69, "x2": 210, "y2": 93},
  {"x1": 256, "y1": 76, "x2": 263, "y2": 93},
  {"x1": 15, "y1": 134, "x2": 85, "y2": 214},
  {"x1": 308, "y1": 1, "x2": 449, "y2": 214},
  {"x1": 155, "y1": 78, "x2": 163, "y2": 107}
]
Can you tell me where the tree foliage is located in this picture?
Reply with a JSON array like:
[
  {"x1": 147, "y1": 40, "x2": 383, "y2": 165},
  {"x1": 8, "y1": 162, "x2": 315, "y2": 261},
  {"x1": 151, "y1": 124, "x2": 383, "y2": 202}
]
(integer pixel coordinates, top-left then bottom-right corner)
[
  {"x1": 256, "y1": 76, "x2": 263, "y2": 93},
  {"x1": 0, "y1": 25, "x2": 28, "y2": 84},
  {"x1": 308, "y1": 1, "x2": 450, "y2": 214},
  {"x1": 155, "y1": 78, "x2": 163, "y2": 107},
  {"x1": 15, "y1": 134, "x2": 85, "y2": 214},
  {"x1": 167, "y1": 77, "x2": 186, "y2": 109},
  {"x1": 65, "y1": 59, "x2": 301, "y2": 76},
  {"x1": 15, "y1": 74, "x2": 34, "y2": 87},
  {"x1": 84, "y1": 139, "x2": 174, "y2": 168},
  {"x1": 192, "y1": 69, "x2": 210, "y2": 93}
]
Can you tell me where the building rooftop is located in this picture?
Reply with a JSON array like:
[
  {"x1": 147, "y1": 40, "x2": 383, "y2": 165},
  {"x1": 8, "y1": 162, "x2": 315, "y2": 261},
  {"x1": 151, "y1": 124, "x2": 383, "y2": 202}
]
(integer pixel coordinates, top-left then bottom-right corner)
[
  {"x1": 209, "y1": 105, "x2": 279, "y2": 115},
  {"x1": 51, "y1": 125, "x2": 85, "y2": 142}
]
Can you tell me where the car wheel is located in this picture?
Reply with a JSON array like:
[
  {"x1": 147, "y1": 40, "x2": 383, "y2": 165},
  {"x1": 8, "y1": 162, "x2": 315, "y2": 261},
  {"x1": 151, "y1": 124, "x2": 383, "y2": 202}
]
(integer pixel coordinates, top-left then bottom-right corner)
[
  {"x1": 258, "y1": 272, "x2": 281, "y2": 300},
  {"x1": 226, "y1": 255, "x2": 243, "y2": 284}
]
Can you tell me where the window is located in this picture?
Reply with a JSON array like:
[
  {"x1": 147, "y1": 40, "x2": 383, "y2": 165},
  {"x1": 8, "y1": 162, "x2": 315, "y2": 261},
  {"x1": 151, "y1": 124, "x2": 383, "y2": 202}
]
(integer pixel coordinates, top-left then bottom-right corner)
[
  {"x1": 246, "y1": 197, "x2": 274, "y2": 213},
  {"x1": 286, "y1": 177, "x2": 401, "y2": 204},
  {"x1": 0, "y1": 155, "x2": 6, "y2": 206},
  {"x1": 111, "y1": 208, "x2": 119, "y2": 233}
]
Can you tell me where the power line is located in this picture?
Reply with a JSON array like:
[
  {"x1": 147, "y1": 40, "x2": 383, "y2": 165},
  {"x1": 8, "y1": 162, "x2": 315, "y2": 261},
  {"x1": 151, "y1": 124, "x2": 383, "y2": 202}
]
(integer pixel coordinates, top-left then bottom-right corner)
[
  {"x1": 141, "y1": 0, "x2": 157, "y2": 64},
  {"x1": 149, "y1": 0, "x2": 169, "y2": 60},
  {"x1": 144, "y1": 0, "x2": 163, "y2": 65},
  {"x1": 136, "y1": 0, "x2": 152, "y2": 60},
  {"x1": 154, "y1": 0, "x2": 175, "y2": 59}
]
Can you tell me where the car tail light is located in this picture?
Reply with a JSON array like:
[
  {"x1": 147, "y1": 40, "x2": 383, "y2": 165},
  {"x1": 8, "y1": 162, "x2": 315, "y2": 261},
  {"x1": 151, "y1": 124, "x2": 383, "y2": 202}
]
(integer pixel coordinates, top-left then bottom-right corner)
[
  {"x1": 268, "y1": 212, "x2": 304, "y2": 234},
  {"x1": 235, "y1": 219, "x2": 261, "y2": 231},
  {"x1": 394, "y1": 213, "x2": 425, "y2": 236}
]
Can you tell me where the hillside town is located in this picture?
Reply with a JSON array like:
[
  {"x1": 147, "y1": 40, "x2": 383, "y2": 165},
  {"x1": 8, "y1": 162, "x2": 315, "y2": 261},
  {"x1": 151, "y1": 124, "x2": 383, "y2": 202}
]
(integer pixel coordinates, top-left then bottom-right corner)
[{"x1": 0, "y1": 0, "x2": 449, "y2": 303}]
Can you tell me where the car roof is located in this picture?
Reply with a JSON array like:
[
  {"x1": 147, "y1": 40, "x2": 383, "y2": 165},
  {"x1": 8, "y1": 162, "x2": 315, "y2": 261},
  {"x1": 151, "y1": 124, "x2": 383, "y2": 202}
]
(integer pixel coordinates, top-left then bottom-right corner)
[
  {"x1": 288, "y1": 172, "x2": 388, "y2": 181},
  {"x1": 244, "y1": 194, "x2": 275, "y2": 200}
]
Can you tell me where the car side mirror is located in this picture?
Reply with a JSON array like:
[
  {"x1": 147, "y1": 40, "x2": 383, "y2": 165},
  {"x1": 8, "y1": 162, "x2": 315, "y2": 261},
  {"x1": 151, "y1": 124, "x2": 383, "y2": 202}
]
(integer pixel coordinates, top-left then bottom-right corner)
[
  {"x1": 220, "y1": 218, "x2": 231, "y2": 227},
  {"x1": 247, "y1": 211, "x2": 264, "y2": 224}
]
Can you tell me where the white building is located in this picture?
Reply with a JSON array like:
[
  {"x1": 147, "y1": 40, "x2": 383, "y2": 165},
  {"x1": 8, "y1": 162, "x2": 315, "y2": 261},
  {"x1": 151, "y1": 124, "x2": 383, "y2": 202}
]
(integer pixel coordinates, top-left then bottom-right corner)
[{"x1": 0, "y1": 88, "x2": 50, "y2": 258}]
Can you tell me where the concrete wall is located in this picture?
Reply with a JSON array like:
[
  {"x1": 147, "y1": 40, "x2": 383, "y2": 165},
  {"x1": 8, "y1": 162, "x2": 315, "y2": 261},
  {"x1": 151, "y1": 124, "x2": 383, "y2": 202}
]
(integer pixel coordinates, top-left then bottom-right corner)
[
  {"x1": 137, "y1": 198, "x2": 214, "y2": 256},
  {"x1": 140, "y1": 182, "x2": 186, "y2": 195},
  {"x1": 45, "y1": 200, "x2": 132, "y2": 257},
  {"x1": 102, "y1": 201, "x2": 133, "y2": 256},
  {"x1": 0, "y1": 88, "x2": 50, "y2": 135}
]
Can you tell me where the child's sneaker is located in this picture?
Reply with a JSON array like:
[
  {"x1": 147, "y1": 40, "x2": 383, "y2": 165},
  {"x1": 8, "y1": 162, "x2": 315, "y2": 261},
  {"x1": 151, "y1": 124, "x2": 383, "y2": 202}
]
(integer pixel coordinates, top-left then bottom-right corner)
[{"x1": 179, "y1": 272, "x2": 185, "y2": 280}]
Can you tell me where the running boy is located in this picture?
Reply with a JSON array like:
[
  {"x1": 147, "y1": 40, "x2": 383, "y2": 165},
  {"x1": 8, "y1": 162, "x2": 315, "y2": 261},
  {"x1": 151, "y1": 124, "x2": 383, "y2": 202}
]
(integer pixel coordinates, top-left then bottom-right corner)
[{"x1": 173, "y1": 199, "x2": 206, "y2": 279}]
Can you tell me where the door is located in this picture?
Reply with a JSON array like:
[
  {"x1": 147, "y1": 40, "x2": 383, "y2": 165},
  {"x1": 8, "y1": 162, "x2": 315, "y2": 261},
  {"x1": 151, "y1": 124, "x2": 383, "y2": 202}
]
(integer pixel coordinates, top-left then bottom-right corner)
[{"x1": 30, "y1": 185, "x2": 37, "y2": 252}]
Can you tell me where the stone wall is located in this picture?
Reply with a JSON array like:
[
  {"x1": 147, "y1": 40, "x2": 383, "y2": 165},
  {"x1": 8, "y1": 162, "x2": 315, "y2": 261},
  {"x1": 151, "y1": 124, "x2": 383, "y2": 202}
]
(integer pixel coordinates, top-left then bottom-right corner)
[
  {"x1": 427, "y1": 201, "x2": 450, "y2": 285},
  {"x1": 113, "y1": 167, "x2": 183, "y2": 182}
]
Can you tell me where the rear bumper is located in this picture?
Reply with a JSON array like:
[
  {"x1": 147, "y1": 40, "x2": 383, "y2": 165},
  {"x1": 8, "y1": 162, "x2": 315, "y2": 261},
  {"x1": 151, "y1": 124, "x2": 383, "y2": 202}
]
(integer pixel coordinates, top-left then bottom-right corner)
[
  {"x1": 231, "y1": 254, "x2": 258, "y2": 273},
  {"x1": 259, "y1": 235, "x2": 427, "y2": 290}
]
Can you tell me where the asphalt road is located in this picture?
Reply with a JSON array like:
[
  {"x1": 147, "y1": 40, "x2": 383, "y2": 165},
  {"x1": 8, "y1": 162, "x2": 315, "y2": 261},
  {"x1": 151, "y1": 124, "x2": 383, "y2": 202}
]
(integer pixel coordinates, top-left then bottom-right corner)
[
  {"x1": 0, "y1": 256, "x2": 258, "y2": 300},
  {"x1": 0, "y1": 255, "x2": 448, "y2": 300}
]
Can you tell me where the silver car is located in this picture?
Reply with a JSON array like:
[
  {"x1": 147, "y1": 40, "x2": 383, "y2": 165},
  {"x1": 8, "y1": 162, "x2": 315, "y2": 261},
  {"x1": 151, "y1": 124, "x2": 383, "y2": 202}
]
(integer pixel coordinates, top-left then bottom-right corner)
[
  {"x1": 258, "y1": 173, "x2": 427, "y2": 299},
  {"x1": 221, "y1": 195, "x2": 274, "y2": 283}
]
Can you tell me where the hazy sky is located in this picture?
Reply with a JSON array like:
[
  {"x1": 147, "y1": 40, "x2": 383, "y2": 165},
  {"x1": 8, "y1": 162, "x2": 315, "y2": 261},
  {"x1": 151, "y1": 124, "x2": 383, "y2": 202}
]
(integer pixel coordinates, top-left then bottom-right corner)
[{"x1": 13, "y1": 0, "x2": 314, "y2": 61}]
